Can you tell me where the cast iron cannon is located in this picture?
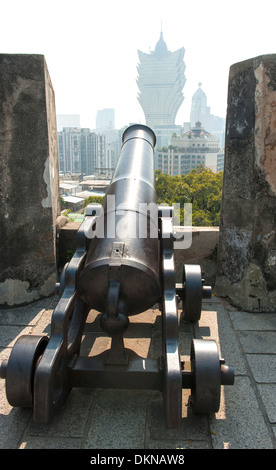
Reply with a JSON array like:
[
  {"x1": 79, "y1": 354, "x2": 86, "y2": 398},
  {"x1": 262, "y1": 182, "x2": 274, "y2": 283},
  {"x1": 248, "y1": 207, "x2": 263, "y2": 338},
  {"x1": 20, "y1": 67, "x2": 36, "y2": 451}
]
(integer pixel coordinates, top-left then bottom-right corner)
[{"x1": 0, "y1": 124, "x2": 234, "y2": 428}]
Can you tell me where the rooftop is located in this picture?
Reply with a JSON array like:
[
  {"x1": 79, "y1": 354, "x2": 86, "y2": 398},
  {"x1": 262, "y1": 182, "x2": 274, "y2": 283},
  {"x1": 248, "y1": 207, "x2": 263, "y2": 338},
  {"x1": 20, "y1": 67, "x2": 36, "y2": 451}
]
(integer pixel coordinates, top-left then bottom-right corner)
[{"x1": 184, "y1": 121, "x2": 214, "y2": 139}]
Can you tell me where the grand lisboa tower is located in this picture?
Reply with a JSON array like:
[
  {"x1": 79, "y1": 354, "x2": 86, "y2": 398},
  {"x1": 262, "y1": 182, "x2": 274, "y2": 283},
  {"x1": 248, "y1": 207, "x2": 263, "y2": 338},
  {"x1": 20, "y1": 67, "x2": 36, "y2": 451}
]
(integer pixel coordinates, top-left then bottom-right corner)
[{"x1": 137, "y1": 31, "x2": 186, "y2": 131}]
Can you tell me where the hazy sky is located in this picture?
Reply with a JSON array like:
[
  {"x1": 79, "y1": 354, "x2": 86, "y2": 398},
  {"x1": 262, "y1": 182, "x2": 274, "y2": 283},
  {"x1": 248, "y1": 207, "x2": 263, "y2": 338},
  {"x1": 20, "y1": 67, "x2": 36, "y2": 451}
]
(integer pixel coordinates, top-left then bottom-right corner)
[{"x1": 1, "y1": 0, "x2": 276, "y2": 129}]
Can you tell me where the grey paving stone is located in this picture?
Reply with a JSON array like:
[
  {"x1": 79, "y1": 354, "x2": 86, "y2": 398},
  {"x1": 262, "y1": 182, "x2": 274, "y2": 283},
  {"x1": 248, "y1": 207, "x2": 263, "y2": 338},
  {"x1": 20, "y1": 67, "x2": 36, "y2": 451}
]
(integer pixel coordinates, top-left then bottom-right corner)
[
  {"x1": 146, "y1": 394, "x2": 210, "y2": 443},
  {"x1": 238, "y1": 331, "x2": 276, "y2": 354},
  {"x1": 246, "y1": 354, "x2": 276, "y2": 383},
  {"x1": 147, "y1": 439, "x2": 211, "y2": 449},
  {"x1": 210, "y1": 377, "x2": 273, "y2": 449},
  {"x1": 196, "y1": 303, "x2": 247, "y2": 375},
  {"x1": 0, "y1": 295, "x2": 275, "y2": 450},
  {"x1": 31, "y1": 309, "x2": 53, "y2": 336},
  {"x1": 257, "y1": 384, "x2": 276, "y2": 423},
  {"x1": 229, "y1": 312, "x2": 276, "y2": 331},
  {"x1": 84, "y1": 389, "x2": 152, "y2": 449},
  {"x1": 26, "y1": 388, "x2": 95, "y2": 438},
  {"x1": 19, "y1": 437, "x2": 83, "y2": 449},
  {"x1": 178, "y1": 331, "x2": 194, "y2": 356},
  {"x1": 0, "y1": 297, "x2": 57, "y2": 326},
  {"x1": 0, "y1": 325, "x2": 32, "y2": 348},
  {"x1": 0, "y1": 384, "x2": 31, "y2": 449}
]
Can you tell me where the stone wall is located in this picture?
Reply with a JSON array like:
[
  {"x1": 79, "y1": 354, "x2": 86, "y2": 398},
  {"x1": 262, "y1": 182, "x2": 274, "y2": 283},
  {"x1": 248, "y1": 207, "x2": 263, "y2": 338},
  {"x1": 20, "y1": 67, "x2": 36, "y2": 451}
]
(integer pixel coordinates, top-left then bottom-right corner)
[
  {"x1": 215, "y1": 55, "x2": 276, "y2": 312},
  {"x1": 174, "y1": 227, "x2": 219, "y2": 285},
  {"x1": 0, "y1": 54, "x2": 60, "y2": 306},
  {"x1": 57, "y1": 223, "x2": 219, "y2": 286}
]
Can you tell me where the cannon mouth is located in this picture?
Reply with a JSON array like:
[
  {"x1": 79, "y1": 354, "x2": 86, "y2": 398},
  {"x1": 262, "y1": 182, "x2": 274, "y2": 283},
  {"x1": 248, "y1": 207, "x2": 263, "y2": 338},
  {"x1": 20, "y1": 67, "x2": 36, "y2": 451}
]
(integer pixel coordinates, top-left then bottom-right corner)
[{"x1": 122, "y1": 124, "x2": 156, "y2": 148}]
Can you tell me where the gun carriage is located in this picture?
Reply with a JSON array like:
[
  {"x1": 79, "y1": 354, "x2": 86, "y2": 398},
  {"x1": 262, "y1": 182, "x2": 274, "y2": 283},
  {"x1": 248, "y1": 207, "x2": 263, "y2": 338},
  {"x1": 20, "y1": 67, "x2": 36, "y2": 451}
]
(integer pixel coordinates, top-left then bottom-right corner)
[{"x1": 0, "y1": 124, "x2": 234, "y2": 428}]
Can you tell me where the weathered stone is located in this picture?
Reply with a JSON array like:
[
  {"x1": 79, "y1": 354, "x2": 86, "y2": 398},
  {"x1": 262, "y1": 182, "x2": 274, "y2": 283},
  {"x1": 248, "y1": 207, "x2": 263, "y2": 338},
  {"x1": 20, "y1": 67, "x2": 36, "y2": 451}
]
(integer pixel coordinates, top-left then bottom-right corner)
[
  {"x1": 174, "y1": 226, "x2": 219, "y2": 285},
  {"x1": 56, "y1": 215, "x2": 68, "y2": 229},
  {"x1": 216, "y1": 55, "x2": 276, "y2": 312},
  {"x1": 0, "y1": 54, "x2": 60, "y2": 306}
]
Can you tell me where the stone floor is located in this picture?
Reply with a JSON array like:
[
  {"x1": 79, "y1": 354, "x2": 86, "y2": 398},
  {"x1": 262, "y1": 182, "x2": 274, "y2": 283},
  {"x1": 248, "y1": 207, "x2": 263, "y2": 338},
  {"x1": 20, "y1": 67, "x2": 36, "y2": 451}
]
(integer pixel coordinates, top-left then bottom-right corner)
[{"x1": 0, "y1": 295, "x2": 275, "y2": 450}]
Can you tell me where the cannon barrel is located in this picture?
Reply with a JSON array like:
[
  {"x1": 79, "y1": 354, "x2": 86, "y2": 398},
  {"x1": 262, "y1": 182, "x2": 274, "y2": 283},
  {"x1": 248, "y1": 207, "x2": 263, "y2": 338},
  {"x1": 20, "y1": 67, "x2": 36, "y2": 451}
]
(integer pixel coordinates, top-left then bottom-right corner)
[
  {"x1": 0, "y1": 124, "x2": 235, "y2": 429},
  {"x1": 77, "y1": 124, "x2": 161, "y2": 323}
]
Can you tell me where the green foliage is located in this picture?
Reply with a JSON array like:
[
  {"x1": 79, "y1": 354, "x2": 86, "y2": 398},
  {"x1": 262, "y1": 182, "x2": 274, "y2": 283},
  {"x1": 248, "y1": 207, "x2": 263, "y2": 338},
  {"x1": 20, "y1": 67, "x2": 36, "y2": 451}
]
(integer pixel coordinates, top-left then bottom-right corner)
[
  {"x1": 155, "y1": 167, "x2": 223, "y2": 226},
  {"x1": 62, "y1": 208, "x2": 75, "y2": 222},
  {"x1": 82, "y1": 195, "x2": 104, "y2": 213},
  {"x1": 60, "y1": 196, "x2": 66, "y2": 208},
  {"x1": 79, "y1": 170, "x2": 223, "y2": 227}
]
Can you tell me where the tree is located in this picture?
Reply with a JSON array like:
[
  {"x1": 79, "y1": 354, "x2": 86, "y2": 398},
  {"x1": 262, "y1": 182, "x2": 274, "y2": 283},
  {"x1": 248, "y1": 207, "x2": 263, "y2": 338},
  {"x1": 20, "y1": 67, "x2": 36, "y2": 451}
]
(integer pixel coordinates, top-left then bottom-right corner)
[
  {"x1": 60, "y1": 196, "x2": 66, "y2": 208},
  {"x1": 155, "y1": 167, "x2": 223, "y2": 226},
  {"x1": 155, "y1": 170, "x2": 190, "y2": 207}
]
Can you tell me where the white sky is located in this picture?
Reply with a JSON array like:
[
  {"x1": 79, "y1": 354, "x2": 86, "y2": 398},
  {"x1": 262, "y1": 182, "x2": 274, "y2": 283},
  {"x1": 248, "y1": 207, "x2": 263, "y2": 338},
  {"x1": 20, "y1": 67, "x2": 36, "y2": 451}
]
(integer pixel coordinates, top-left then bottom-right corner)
[{"x1": 1, "y1": 0, "x2": 276, "y2": 129}]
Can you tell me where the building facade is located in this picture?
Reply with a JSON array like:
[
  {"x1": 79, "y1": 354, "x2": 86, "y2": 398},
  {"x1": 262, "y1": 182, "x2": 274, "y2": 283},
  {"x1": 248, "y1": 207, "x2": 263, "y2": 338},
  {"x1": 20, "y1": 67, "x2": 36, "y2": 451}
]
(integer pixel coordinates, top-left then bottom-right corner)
[
  {"x1": 157, "y1": 122, "x2": 221, "y2": 176},
  {"x1": 58, "y1": 127, "x2": 106, "y2": 175},
  {"x1": 137, "y1": 32, "x2": 186, "y2": 147}
]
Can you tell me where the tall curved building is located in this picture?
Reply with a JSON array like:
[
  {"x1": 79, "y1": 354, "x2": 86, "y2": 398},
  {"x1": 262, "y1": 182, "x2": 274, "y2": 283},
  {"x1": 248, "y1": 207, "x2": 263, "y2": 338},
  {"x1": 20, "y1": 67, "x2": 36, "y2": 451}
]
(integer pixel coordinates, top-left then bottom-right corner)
[{"x1": 137, "y1": 32, "x2": 186, "y2": 132}]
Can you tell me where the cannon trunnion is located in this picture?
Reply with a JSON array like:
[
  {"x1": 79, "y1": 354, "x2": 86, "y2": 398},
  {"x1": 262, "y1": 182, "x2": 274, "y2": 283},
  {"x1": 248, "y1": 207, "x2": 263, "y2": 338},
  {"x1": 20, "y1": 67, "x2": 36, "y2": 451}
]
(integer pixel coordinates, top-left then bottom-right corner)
[{"x1": 0, "y1": 124, "x2": 234, "y2": 428}]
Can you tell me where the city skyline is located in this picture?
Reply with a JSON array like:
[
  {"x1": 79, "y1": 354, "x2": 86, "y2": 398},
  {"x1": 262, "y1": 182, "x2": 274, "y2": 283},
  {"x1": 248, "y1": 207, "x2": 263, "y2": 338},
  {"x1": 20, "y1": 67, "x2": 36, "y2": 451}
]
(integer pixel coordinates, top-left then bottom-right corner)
[{"x1": 1, "y1": 0, "x2": 276, "y2": 130}]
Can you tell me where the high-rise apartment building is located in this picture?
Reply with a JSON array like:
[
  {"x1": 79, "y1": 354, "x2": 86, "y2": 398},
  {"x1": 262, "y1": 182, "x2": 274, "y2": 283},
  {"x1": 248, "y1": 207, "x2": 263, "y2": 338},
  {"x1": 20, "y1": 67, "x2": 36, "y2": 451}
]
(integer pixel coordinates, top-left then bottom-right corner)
[
  {"x1": 137, "y1": 32, "x2": 186, "y2": 147},
  {"x1": 58, "y1": 127, "x2": 106, "y2": 175}
]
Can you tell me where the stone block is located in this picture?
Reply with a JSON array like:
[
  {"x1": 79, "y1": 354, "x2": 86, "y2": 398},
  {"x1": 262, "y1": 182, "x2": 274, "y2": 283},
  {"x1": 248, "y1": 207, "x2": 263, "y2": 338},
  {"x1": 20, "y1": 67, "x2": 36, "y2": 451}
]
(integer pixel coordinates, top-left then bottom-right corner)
[
  {"x1": 0, "y1": 54, "x2": 60, "y2": 306},
  {"x1": 216, "y1": 55, "x2": 276, "y2": 312},
  {"x1": 174, "y1": 226, "x2": 219, "y2": 285}
]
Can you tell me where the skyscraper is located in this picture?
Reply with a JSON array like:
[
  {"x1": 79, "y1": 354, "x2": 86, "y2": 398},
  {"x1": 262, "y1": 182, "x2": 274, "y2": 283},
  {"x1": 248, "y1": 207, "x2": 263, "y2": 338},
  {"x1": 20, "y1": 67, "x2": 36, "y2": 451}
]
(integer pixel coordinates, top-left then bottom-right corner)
[
  {"x1": 137, "y1": 31, "x2": 186, "y2": 146},
  {"x1": 96, "y1": 108, "x2": 115, "y2": 131},
  {"x1": 190, "y1": 83, "x2": 212, "y2": 131},
  {"x1": 190, "y1": 83, "x2": 226, "y2": 149}
]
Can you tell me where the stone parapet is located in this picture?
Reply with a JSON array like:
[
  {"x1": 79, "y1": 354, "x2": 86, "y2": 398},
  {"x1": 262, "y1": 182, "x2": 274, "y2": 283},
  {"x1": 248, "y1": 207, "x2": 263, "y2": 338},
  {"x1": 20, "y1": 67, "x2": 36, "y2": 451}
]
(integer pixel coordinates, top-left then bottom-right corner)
[
  {"x1": 0, "y1": 54, "x2": 60, "y2": 306},
  {"x1": 58, "y1": 223, "x2": 219, "y2": 286},
  {"x1": 216, "y1": 55, "x2": 276, "y2": 312}
]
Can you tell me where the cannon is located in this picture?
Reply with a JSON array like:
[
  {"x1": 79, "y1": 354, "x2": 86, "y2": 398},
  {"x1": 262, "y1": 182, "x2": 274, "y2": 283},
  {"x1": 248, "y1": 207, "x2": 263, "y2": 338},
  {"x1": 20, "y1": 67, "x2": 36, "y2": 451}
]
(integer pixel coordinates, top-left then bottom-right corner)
[{"x1": 0, "y1": 124, "x2": 234, "y2": 428}]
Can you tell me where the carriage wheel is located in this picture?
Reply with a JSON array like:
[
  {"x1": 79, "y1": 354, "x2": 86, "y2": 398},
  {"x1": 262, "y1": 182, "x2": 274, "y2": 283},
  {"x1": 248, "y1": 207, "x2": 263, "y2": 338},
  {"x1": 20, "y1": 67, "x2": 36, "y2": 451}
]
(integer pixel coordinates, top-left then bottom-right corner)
[
  {"x1": 4, "y1": 335, "x2": 49, "y2": 408},
  {"x1": 182, "y1": 264, "x2": 203, "y2": 322},
  {"x1": 190, "y1": 339, "x2": 221, "y2": 413}
]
